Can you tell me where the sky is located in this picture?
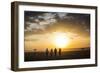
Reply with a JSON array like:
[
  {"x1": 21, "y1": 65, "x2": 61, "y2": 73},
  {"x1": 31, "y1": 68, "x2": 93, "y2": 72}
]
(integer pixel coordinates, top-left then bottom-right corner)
[{"x1": 24, "y1": 11, "x2": 90, "y2": 52}]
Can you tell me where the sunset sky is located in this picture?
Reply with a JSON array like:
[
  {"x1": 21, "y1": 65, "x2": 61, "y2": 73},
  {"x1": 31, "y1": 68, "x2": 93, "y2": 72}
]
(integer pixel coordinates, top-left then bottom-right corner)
[{"x1": 24, "y1": 11, "x2": 90, "y2": 52}]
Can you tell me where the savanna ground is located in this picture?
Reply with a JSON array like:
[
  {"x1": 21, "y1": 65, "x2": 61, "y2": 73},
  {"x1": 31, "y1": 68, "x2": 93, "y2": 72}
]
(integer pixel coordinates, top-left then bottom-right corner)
[{"x1": 24, "y1": 48, "x2": 90, "y2": 61}]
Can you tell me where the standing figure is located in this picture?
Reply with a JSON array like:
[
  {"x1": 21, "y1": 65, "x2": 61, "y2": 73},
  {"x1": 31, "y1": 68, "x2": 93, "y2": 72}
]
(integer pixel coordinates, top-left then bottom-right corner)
[
  {"x1": 33, "y1": 49, "x2": 37, "y2": 56},
  {"x1": 54, "y1": 48, "x2": 57, "y2": 56},
  {"x1": 50, "y1": 49, "x2": 53, "y2": 56},
  {"x1": 45, "y1": 48, "x2": 49, "y2": 56},
  {"x1": 59, "y1": 48, "x2": 61, "y2": 56}
]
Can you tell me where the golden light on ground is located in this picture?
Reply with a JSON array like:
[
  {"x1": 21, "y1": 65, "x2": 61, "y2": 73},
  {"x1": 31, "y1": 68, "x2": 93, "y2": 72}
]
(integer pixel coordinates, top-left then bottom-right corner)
[{"x1": 53, "y1": 32, "x2": 69, "y2": 48}]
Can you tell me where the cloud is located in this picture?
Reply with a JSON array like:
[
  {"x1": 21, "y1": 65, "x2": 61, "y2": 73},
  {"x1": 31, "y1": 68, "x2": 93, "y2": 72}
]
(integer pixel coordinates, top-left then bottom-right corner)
[
  {"x1": 38, "y1": 13, "x2": 56, "y2": 20},
  {"x1": 49, "y1": 18, "x2": 57, "y2": 23},
  {"x1": 39, "y1": 21, "x2": 49, "y2": 25},
  {"x1": 66, "y1": 32, "x2": 79, "y2": 39},
  {"x1": 39, "y1": 18, "x2": 56, "y2": 25},
  {"x1": 37, "y1": 13, "x2": 57, "y2": 26},
  {"x1": 34, "y1": 19, "x2": 39, "y2": 22},
  {"x1": 25, "y1": 18, "x2": 57, "y2": 32},
  {"x1": 57, "y1": 13, "x2": 67, "y2": 19},
  {"x1": 25, "y1": 22, "x2": 45, "y2": 31},
  {"x1": 25, "y1": 13, "x2": 58, "y2": 32},
  {"x1": 28, "y1": 16, "x2": 35, "y2": 20},
  {"x1": 25, "y1": 12, "x2": 81, "y2": 32}
]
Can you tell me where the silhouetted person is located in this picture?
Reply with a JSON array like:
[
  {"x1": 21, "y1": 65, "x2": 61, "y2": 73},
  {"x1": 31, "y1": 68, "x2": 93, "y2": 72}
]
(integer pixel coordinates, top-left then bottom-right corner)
[
  {"x1": 54, "y1": 48, "x2": 57, "y2": 56},
  {"x1": 33, "y1": 49, "x2": 37, "y2": 56},
  {"x1": 45, "y1": 48, "x2": 49, "y2": 56},
  {"x1": 59, "y1": 48, "x2": 61, "y2": 56},
  {"x1": 50, "y1": 49, "x2": 53, "y2": 56}
]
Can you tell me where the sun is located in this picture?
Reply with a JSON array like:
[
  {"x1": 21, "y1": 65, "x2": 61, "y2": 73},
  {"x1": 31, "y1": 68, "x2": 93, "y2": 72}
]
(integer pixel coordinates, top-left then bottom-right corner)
[{"x1": 53, "y1": 32, "x2": 69, "y2": 48}]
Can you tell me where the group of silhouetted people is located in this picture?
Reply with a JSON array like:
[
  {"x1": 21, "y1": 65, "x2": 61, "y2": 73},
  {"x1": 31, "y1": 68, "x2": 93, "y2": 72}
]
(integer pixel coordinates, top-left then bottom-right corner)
[
  {"x1": 45, "y1": 48, "x2": 62, "y2": 56},
  {"x1": 32, "y1": 48, "x2": 62, "y2": 57}
]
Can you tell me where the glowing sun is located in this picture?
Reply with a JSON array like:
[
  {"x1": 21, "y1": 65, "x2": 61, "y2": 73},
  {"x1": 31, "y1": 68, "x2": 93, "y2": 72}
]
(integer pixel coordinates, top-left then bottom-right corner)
[{"x1": 53, "y1": 32, "x2": 69, "y2": 48}]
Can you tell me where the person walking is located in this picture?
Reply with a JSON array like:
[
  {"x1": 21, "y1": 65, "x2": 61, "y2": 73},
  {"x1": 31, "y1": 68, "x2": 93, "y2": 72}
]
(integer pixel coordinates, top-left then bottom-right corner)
[
  {"x1": 59, "y1": 48, "x2": 61, "y2": 56},
  {"x1": 54, "y1": 48, "x2": 57, "y2": 56},
  {"x1": 45, "y1": 48, "x2": 49, "y2": 56},
  {"x1": 50, "y1": 49, "x2": 53, "y2": 56}
]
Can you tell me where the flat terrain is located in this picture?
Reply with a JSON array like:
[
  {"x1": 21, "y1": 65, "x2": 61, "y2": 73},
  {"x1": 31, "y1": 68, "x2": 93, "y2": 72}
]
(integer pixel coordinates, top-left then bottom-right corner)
[{"x1": 24, "y1": 49, "x2": 90, "y2": 61}]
